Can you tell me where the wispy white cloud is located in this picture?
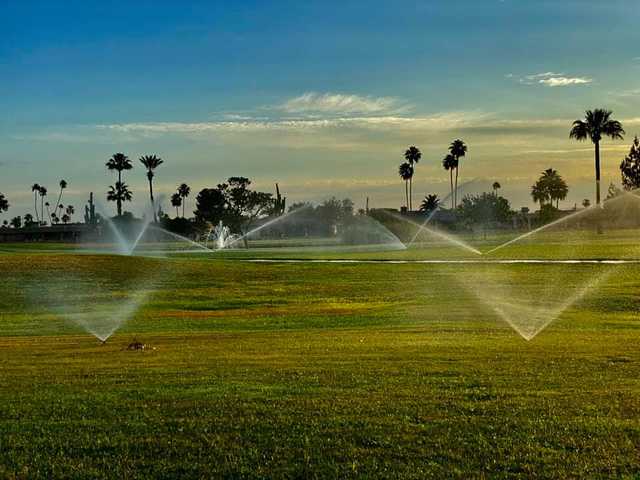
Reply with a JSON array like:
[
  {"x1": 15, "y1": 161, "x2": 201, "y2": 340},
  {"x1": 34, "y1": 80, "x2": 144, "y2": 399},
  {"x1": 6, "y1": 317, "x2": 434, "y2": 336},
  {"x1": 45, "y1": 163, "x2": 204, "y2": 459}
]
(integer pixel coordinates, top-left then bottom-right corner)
[
  {"x1": 514, "y1": 72, "x2": 593, "y2": 87},
  {"x1": 277, "y1": 92, "x2": 410, "y2": 116}
]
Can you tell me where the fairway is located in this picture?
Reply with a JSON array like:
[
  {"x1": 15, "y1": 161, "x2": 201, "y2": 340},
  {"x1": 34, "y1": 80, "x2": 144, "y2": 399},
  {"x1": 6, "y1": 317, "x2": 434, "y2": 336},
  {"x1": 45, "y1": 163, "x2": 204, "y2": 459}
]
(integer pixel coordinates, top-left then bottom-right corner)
[{"x1": 1, "y1": 245, "x2": 640, "y2": 478}]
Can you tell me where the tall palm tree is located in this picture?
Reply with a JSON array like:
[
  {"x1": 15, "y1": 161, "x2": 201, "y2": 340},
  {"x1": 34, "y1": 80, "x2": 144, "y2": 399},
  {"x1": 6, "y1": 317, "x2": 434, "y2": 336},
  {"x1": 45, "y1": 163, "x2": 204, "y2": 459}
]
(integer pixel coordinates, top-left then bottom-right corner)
[
  {"x1": 55, "y1": 180, "x2": 67, "y2": 215},
  {"x1": 404, "y1": 146, "x2": 421, "y2": 210},
  {"x1": 449, "y1": 139, "x2": 467, "y2": 207},
  {"x1": 177, "y1": 183, "x2": 191, "y2": 218},
  {"x1": 31, "y1": 183, "x2": 41, "y2": 223},
  {"x1": 45, "y1": 202, "x2": 51, "y2": 224},
  {"x1": 139, "y1": 155, "x2": 163, "y2": 222},
  {"x1": 171, "y1": 193, "x2": 182, "y2": 218},
  {"x1": 570, "y1": 109, "x2": 625, "y2": 205},
  {"x1": 106, "y1": 153, "x2": 133, "y2": 216},
  {"x1": 442, "y1": 154, "x2": 456, "y2": 208},
  {"x1": 492, "y1": 181, "x2": 501, "y2": 196},
  {"x1": 38, "y1": 186, "x2": 47, "y2": 224},
  {"x1": 398, "y1": 162, "x2": 413, "y2": 210},
  {"x1": 107, "y1": 182, "x2": 133, "y2": 213}
]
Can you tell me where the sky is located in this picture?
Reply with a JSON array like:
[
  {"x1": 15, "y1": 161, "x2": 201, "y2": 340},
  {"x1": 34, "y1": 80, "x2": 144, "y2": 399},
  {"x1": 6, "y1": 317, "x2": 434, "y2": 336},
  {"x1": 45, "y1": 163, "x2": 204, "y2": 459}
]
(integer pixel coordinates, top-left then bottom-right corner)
[{"x1": 1, "y1": 0, "x2": 639, "y2": 218}]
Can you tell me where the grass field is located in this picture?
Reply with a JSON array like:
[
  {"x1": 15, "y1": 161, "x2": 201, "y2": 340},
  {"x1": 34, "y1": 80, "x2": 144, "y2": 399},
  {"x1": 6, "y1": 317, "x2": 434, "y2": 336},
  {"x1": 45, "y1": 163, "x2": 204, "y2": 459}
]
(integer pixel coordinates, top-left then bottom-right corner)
[{"x1": 1, "y1": 239, "x2": 640, "y2": 478}]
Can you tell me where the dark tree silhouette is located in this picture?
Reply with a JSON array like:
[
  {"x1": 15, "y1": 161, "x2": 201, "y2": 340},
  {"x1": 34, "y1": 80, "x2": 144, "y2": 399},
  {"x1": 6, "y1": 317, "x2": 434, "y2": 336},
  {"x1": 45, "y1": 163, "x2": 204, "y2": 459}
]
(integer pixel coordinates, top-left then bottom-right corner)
[
  {"x1": 530, "y1": 169, "x2": 568, "y2": 209},
  {"x1": 442, "y1": 154, "x2": 456, "y2": 208},
  {"x1": 139, "y1": 155, "x2": 163, "y2": 222},
  {"x1": 449, "y1": 139, "x2": 467, "y2": 207},
  {"x1": 55, "y1": 180, "x2": 67, "y2": 217},
  {"x1": 420, "y1": 194, "x2": 440, "y2": 214},
  {"x1": 10, "y1": 216, "x2": 21, "y2": 228},
  {"x1": 171, "y1": 193, "x2": 182, "y2": 217},
  {"x1": 178, "y1": 183, "x2": 191, "y2": 218},
  {"x1": 106, "y1": 153, "x2": 133, "y2": 216},
  {"x1": 38, "y1": 186, "x2": 47, "y2": 225},
  {"x1": 403, "y1": 146, "x2": 421, "y2": 210},
  {"x1": 31, "y1": 183, "x2": 40, "y2": 223},
  {"x1": 398, "y1": 162, "x2": 413, "y2": 210},
  {"x1": 107, "y1": 181, "x2": 133, "y2": 213},
  {"x1": 570, "y1": 109, "x2": 625, "y2": 205},
  {"x1": 620, "y1": 136, "x2": 640, "y2": 191},
  {"x1": 492, "y1": 181, "x2": 501, "y2": 196},
  {"x1": 0, "y1": 193, "x2": 9, "y2": 214}
]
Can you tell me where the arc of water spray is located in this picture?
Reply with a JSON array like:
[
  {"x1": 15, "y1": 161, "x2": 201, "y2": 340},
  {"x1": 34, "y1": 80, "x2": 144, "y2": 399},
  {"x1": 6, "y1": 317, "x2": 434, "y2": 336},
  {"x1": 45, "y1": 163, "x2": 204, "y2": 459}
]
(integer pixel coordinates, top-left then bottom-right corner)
[
  {"x1": 405, "y1": 179, "x2": 481, "y2": 248},
  {"x1": 484, "y1": 192, "x2": 640, "y2": 256},
  {"x1": 381, "y1": 209, "x2": 482, "y2": 255},
  {"x1": 223, "y1": 204, "x2": 314, "y2": 249}
]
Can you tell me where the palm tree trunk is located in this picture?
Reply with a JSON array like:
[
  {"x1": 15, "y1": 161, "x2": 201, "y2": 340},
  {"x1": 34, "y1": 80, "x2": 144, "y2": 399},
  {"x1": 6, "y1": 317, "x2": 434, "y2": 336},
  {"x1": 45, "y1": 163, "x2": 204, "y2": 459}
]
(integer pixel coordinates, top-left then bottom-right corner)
[
  {"x1": 454, "y1": 166, "x2": 459, "y2": 207},
  {"x1": 148, "y1": 178, "x2": 156, "y2": 222},
  {"x1": 55, "y1": 189, "x2": 63, "y2": 215},
  {"x1": 595, "y1": 140, "x2": 601, "y2": 205},
  {"x1": 34, "y1": 194, "x2": 39, "y2": 223},
  {"x1": 449, "y1": 170, "x2": 454, "y2": 209},
  {"x1": 40, "y1": 197, "x2": 44, "y2": 224},
  {"x1": 117, "y1": 170, "x2": 122, "y2": 217},
  {"x1": 404, "y1": 181, "x2": 409, "y2": 211},
  {"x1": 409, "y1": 178, "x2": 412, "y2": 211},
  {"x1": 182, "y1": 199, "x2": 185, "y2": 218}
]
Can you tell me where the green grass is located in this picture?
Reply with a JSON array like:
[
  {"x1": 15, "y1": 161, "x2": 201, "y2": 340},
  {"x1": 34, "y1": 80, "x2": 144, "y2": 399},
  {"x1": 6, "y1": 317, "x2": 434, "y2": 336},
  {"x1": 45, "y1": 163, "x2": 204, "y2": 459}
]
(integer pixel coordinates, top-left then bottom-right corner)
[{"x1": 1, "y1": 241, "x2": 640, "y2": 478}]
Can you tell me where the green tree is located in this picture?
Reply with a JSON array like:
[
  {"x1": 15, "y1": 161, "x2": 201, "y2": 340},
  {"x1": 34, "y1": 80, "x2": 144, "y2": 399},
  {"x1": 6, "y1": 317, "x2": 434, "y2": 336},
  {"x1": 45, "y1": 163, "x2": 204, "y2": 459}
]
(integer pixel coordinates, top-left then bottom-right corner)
[
  {"x1": 398, "y1": 162, "x2": 413, "y2": 210},
  {"x1": 10, "y1": 216, "x2": 21, "y2": 228},
  {"x1": 492, "y1": 181, "x2": 501, "y2": 196},
  {"x1": 449, "y1": 139, "x2": 467, "y2": 207},
  {"x1": 139, "y1": 155, "x2": 163, "y2": 222},
  {"x1": 570, "y1": 109, "x2": 625, "y2": 205},
  {"x1": 106, "y1": 153, "x2": 133, "y2": 216},
  {"x1": 620, "y1": 136, "x2": 640, "y2": 191},
  {"x1": 404, "y1": 146, "x2": 421, "y2": 210}
]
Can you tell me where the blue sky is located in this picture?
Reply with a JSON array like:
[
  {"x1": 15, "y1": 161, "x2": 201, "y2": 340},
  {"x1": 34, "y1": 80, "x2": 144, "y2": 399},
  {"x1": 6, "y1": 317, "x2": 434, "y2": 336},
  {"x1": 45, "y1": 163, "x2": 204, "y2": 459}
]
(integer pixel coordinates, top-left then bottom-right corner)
[{"x1": 1, "y1": 0, "x2": 639, "y2": 216}]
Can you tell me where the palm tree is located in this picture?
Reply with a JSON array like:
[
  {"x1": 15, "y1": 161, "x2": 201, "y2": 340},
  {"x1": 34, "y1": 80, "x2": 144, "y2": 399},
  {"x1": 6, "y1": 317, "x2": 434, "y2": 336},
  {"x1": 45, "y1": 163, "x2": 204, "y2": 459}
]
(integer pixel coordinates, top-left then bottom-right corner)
[
  {"x1": 66, "y1": 205, "x2": 75, "y2": 218},
  {"x1": 530, "y1": 182, "x2": 548, "y2": 209},
  {"x1": 582, "y1": 199, "x2": 591, "y2": 209},
  {"x1": 171, "y1": 192, "x2": 182, "y2": 217},
  {"x1": 177, "y1": 183, "x2": 191, "y2": 218},
  {"x1": 420, "y1": 194, "x2": 440, "y2": 214},
  {"x1": 55, "y1": 180, "x2": 67, "y2": 215},
  {"x1": 0, "y1": 193, "x2": 9, "y2": 213},
  {"x1": 492, "y1": 182, "x2": 501, "y2": 196},
  {"x1": 139, "y1": 155, "x2": 163, "y2": 222},
  {"x1": 45, "y1": 202, "x2": 51, "y2": 224},
  {"x1": 24, "y1": 213, "x2": 34, "y2": 227},
  {"x1": 570, "y1": 109, "x2": 625, "y2": 205},
  {"x1": 398, "y1": 162, "x2": 413, "y2": 210},
  {"x1": 31, "y1": 183, "x2": 40, "y2": 223},
  {"x1": 107, "y1": 182, "x2": 133, "y2": 213},
  {"x1": 442, "y1": 154, "x2": 456, "y2": 208},
  {"x1": 38, "y1": 186, "x2": 47, "y2": 224},
  {"x1": 449, "y1": 139, "x2": 467, "y2": 207},
  {"x1": 404, "y1": 146, "x2": 422, "y2": 210},
  {"x1": 106, "y1": 153, "x2": 133, "y2": 216}
]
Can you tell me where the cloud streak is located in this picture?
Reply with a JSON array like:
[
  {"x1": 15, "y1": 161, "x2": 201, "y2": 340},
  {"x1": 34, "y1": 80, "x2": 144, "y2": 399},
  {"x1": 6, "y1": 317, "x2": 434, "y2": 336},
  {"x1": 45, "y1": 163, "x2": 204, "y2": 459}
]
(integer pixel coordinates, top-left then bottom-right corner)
[
  {"x1": 514, "y1": 72, "x2": 593, "y2": 87},
  {"x1": 277, "y1": 92, "x2": 409, "y2": 116}
]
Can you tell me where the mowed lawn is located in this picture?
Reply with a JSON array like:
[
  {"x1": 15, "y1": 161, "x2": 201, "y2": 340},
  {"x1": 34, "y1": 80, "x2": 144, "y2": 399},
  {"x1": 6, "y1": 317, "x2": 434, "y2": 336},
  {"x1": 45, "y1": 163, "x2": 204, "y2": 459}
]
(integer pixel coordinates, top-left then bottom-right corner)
[{"x1": 1, "y1": 249, "x2": 639, "y2": 478}]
